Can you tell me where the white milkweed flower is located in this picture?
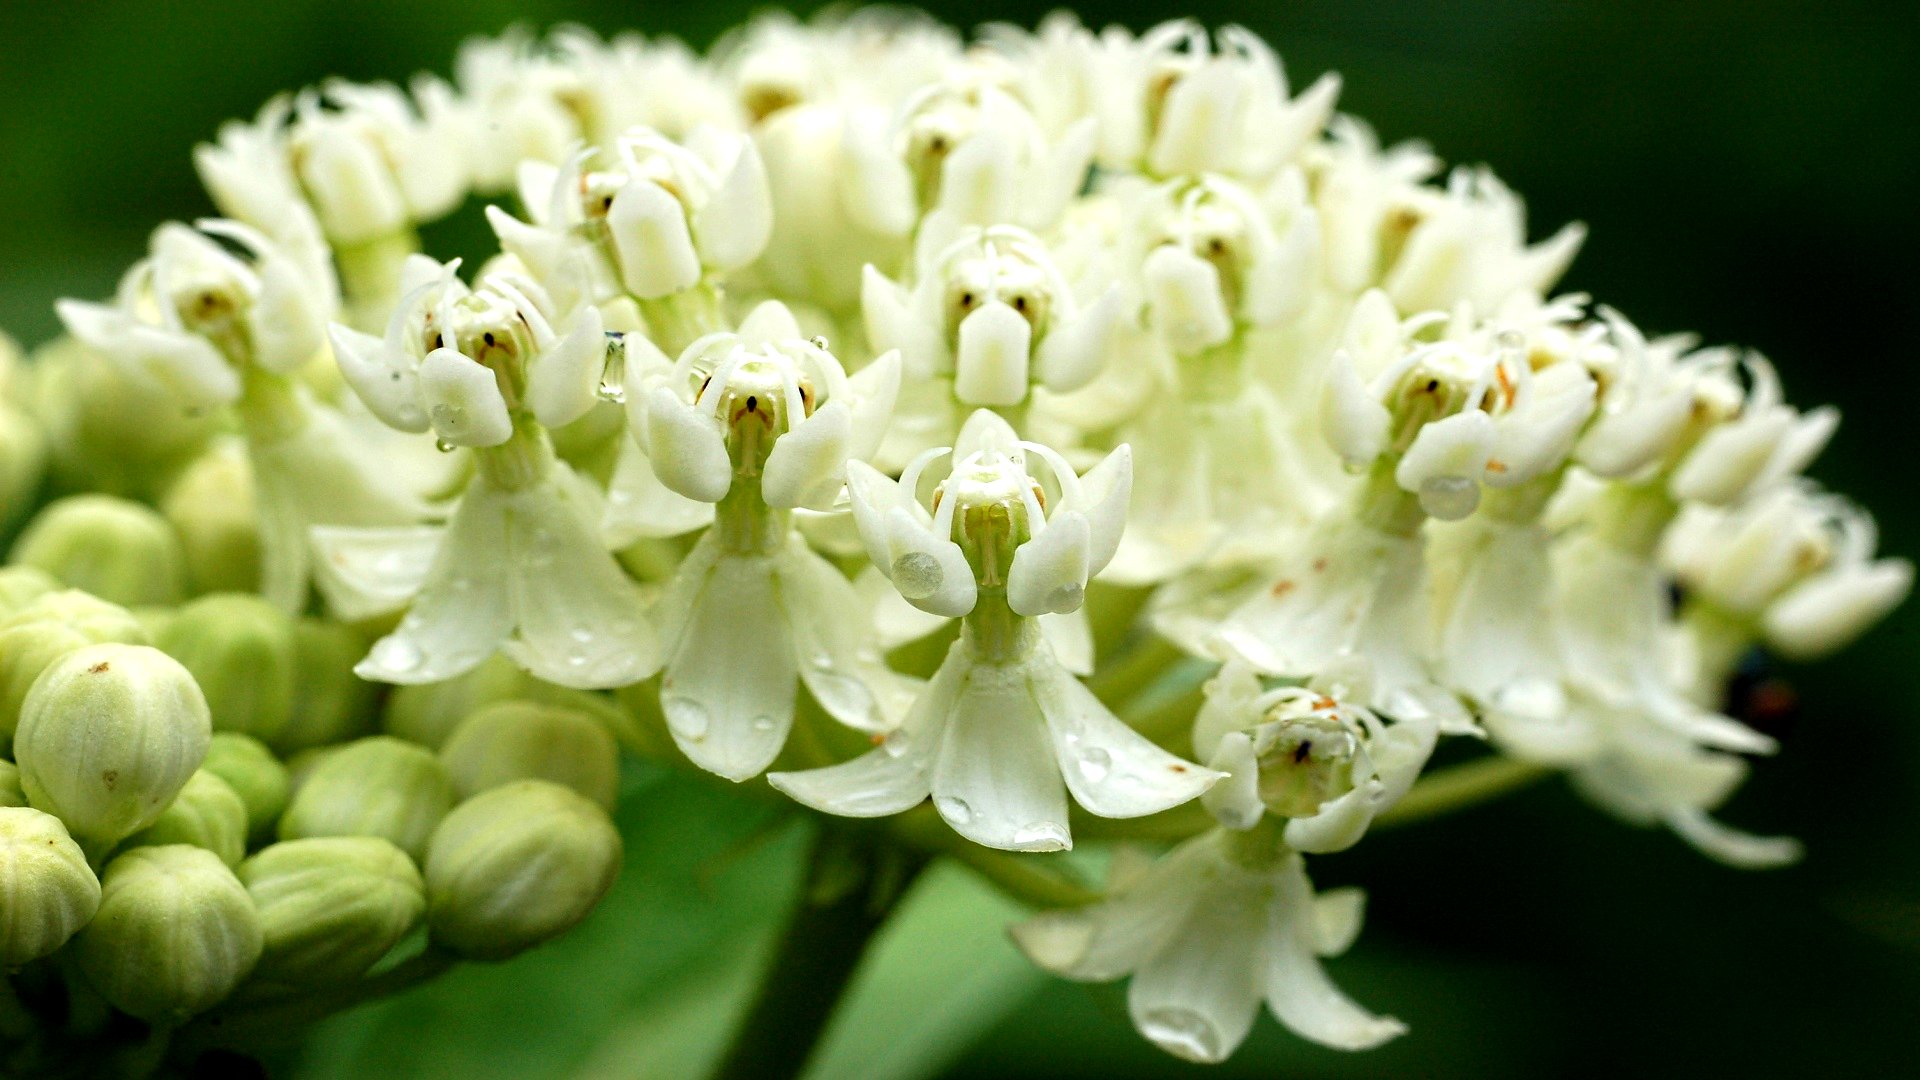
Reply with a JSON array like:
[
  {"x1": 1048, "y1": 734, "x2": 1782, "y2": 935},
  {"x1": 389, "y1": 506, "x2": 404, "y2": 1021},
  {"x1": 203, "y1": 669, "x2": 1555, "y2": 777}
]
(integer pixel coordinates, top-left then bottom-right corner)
[
  {"x1": 1192, "y1": 660, "x2": 1437, "y2": 850},
  {"x1": 626, "y1": 302, "x2": 909, "y2": 780},
  {"x1": 55, "y1": 219, "x2": 424, "y2": 613},
  {"x1": 322, "y1": 258, "x2": 660, "y2": 688},
  {"x1": 770, "y1": 411, "x2": 1220, "y2": 851},
  {"x1": 488, "y1": 125, "x2": 771, "y2": 307},
  {"x1": 196, "y1": 81, "x2": 468, "y2": 249},
  {"x1": 1011, "y1": 830, "x2": 1404, "y2": 1062}
]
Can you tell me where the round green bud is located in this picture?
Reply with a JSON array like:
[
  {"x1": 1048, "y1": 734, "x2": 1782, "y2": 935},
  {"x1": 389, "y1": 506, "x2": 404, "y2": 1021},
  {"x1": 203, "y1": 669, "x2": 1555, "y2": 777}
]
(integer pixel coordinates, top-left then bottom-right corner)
[
  {"x1": 424, "y1": 780, "x2": 622, "y2": 961},
  {"x1": 75, "y1": 845, "x2": 262, "y2": 1024},
  {"x1": 0, "y1": 402, "x2": 47, "y2": 536},
  {"x1": 283, "y1": 745, "x2": 340, "y2": 797},
  {"x1": 161, "y1": 442, "x2": 262, "y2": 596},
  {"x1": 9, "y1": 494, "x2": 186, "y2": 608},
  {"x1": 278, "y1": 737, "x2": 455, "y2": 862},
  {"x1": 201, "y1": 733, "x2": 291, "y2": 844},
  {"x1": 239, "y1": 837, "x2": 424, "y2": 988},
  {"x1": 14, "y1": 643, "x2": 211, "y2": 848},
  {"x1": 276, "y1": 619, "x2": 377, "y2": 753},
  {"x1": 123, "y1": 769, "x2": 249, "y2": 867},
  {"x1": 0, "y1": 589, "x2": 147, "y2": 739},
  {"x1": 0, "y1": 563, "x2": 58, "y2": 620},
  {"x1": 0, "y1": 805, "x2": 101, "y2": 965},
  {"x1": 440, "y1": 702, "x2": 620, "y2": 811},
  {"x1": 156, "y1": 594, "x2": 296, "y2": 743},
  {"x1": 0, "y1": 760, "x2": 26, "y2": 807},
  {"x1": 383, "y1": 655, "x2": 539, "y2": 750}
]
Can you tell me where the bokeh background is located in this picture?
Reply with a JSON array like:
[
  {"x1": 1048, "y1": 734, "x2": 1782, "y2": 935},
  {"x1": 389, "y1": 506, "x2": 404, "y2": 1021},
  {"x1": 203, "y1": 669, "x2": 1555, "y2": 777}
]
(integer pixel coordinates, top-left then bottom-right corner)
[{"x1": 3, "y1": 1, "x2": 1917, "y2": 1077}]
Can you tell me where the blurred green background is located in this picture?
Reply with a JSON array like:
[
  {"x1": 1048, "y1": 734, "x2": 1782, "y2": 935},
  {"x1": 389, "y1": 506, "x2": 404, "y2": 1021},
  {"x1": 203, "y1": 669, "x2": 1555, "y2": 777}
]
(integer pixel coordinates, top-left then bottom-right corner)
[{"x1": 3, "y1": 1, "x2": 1917, "y2": 1077}]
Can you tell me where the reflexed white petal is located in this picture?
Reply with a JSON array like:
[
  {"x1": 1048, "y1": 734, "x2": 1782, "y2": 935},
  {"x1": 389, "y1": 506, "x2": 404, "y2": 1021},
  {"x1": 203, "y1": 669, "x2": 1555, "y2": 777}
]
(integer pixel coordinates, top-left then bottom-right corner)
[
  {"x1": 762, "y1": 400, "x2": 851, "y2": 510},
  {"x1": 1665, "y1": 808, "x2": 1802, "y2": 869},
  {"x1": 250, "y1": 253, "x2": 328, "y2": 373},
  {"x1": 1011, "y1": 833, "x2": 1214, "y2": 980},
  {"x1": 953, "y1": 301, "x2": 1032, "y2": 407},
  {"x1": 527, "y1": 304, "x2": 606, "y2": 429},
  {"x1": 1201, "y1": 731, "x2": 1264, "y2": 831},
  {"x1": 1031, "y1": 656, "x2": 1220, "y2": 819},
  {"x1": 607, "y1": 180, "x2": 701, "y2": 299},
  {"x1": 1318, "y1": 351, "x2": 1389, "y2": 468},
  {"x1": 1575, "y1": 388, "x2": 1692, "y2": 478},
  {"x1": 498, "y1": 468, "x2": 661, "y2": 689},
  {"x1": 845, "y1": 350, "x2": 902, "y2": 461},
  {"x1": 1670, "y1": 411, "x2": 1792, "y2": 506},
  {"x1": 661, "y1": 551, "x2": 799, "y2": 781},
  {"x1": 773, "y1": 537, "x2": 892, "y2": 732},
  {"x1": 1755, "y1": 406, "x2": 1839, "y2": 491},
  {"x1": 644, "y1": 384, "x2": 732, "y2": 503},
  {"x1": 693, "y1": 141, "x2": 773, "y2": 271},
  {"x1": 931, "y1": 655, "x2": 1072, "y2": 850},
  {"x1": 58, "y1": 299, "x2": 242, "y2": 409},
  {"x1": 603, "y1": 437, "x2": 715, "y2": 543},
  {"x1": 1764, "y1": 559, "x2": 1913, "y2": 659},
  {"x1": 1264, "y1": 860, "x2": 1406, "y2": 1050},
  {"x1": 419, "y1": 347, "x2": 513, "y2": 447},
  {"x1": 1143, "y1": 245, "x2": 1231, "y2": 354},
  {"x1": 309, "y1": 524, "x2": 443, "y2": 621},
  {"x1": 1036, "y1": 286, "x2": 1124, "y2": 394},
  {"x1": 356, "y1": 484, "x2": 514, "y2": 684},
  {"x1": 1126, "y1": 858, "x2": 1265, "y2": 1065},
  {"x1": 1008, "y1": 511, "x2": 1091, "y2": 617},
  {"x1": 1041, "y1": 608, "x2": 1094, "y2": 677},
  {"x1": 1311, "y1": 887, "x2": 1366, "y2": 957},
  {"x1": 860, "y1": 566, "x2": 951, "y2": 648}
]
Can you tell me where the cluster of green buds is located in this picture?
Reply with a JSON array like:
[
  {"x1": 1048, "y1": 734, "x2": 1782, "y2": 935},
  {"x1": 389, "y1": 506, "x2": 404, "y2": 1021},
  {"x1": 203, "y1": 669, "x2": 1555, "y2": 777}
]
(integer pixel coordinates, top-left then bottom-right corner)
[{"x1": 0, "y1": 570, "x2": 625, "y2": 1069}]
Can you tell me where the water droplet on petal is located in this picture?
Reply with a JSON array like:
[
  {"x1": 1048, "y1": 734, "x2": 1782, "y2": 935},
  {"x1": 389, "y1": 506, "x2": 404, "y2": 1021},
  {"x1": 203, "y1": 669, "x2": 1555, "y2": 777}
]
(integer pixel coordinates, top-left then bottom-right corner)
[
  {"x1": 1137, "y1": 1007, "x2": 1227, "y2": 1064},
  {"x1": 570, "y1": 626, "x2": 594, "y2": 643},
  {"x1": 935, "y1": 795, "x2": 973, "y2": 825},
  {"x1": 1011, "y1": 822, "x2": 1069, "y2": 850},
  {"x1": 881, "y1": 731, "x2": 911, "y2": 758},
  {"x1": 750, "y1": 715, "x2": 777, "y2": 732},
  {"x1": 1418, "y1": 476, "x2": 1480, "y2": 520},
  {"x1": 1077, "y1": 747, "x2": 1112, "y2": 784},
  {"x1": 369, "y1": 636, "x2": 423, "y2": 674},
  {"x1": 663, "y1": 695, "x2": 711, "y2": 742},
  {"x1": 892, "y1": 551, "x2": 943, "y2": 600},
  {"x1": 435, "y1": 438, "x2": 457, "y2": 453}
]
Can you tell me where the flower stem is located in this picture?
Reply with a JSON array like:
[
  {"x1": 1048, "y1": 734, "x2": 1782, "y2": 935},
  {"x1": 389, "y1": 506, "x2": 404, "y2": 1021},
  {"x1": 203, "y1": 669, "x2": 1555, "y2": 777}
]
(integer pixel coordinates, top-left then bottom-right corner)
[
  {"x1": 170, "y1": 947, "x2": 457, "y2": 1058},
  {"x1": 1374, "y1": 756, "x2": 1554, "y2": 828},
  {"x1": 710, "y1": 827, "x2": 926, "y2": 1080}
]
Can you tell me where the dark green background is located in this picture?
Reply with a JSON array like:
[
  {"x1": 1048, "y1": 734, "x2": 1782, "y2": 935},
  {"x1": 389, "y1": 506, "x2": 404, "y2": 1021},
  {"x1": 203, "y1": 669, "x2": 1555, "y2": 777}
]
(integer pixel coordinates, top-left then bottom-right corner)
[{"x1": 3, "y1": 2, "x2": 1917, "y2": 1077}]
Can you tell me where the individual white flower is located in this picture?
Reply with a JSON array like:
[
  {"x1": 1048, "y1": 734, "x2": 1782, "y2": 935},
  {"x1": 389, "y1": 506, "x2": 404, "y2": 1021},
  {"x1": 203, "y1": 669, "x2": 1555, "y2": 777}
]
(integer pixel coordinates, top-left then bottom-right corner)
[
  {"x1": 1664, "y1": 353, "x2": 1838, "y2": 507},
  {"x1": 1375, "y1": 168, "x2": 1586, "y2": 317},
  {"x1": 57, "y1": 219, "x2": 424, "y2": 613},
  {"x1": 196, "y1": 81, "x2": 468, "y2": 249},
  {"x1": 1191, "y1": 661, "x2": 1437, "y2": 850},
  {"x1": 488, "y1": 125, "x2": 770, "y2": 307},
  {"x1": 1081, "y1": 19, "x2": 1341, "y2": 182},
  {"x1": 322, "y1": 259, "x2": 658, "y2": 688},
  {"x1": 712, "y1": 7, "x2": 959, "y2": 120},
  {"x1": 1012, "y1": 831, "x2": 1404, "y2": 1062},
  {"x1": 770, "y1": 411, "x2": 1220, "y2": 850},
  {"x1": 624, "y1": 301, "x2": 908, "y2": 780}
]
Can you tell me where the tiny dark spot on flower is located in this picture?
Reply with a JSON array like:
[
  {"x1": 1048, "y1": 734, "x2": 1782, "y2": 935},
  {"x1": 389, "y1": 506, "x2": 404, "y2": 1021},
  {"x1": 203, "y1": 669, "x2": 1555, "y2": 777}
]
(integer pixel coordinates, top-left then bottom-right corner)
[
  {"x1": 746, "y1": 394, "x2": 758, "y2": 411},
  {"x1": 88, "y1": 662, "x2": 110, "y2": 674},
  {"x1": 1170, "y1": 764, "x2": 1188, "y2": 773},
  {"x1": 1270, "y1": 580, "x2": 1295, "y2": 598},
  {"x1": 102, "y1": 770, "x2": 118, "y2": 790},
  {"x1": 1293, "y1": 741, "x2": 1312, "y2": 764},
  {"x1": 1312, "y1": 558, "x2": 1328, "y2": 573},
  {"x1": 1424, "y1": 379, "x2": 1440, "y2": 392},
  {"x1": 483, "y1": 332, "x2": 495, "y2": 346}
]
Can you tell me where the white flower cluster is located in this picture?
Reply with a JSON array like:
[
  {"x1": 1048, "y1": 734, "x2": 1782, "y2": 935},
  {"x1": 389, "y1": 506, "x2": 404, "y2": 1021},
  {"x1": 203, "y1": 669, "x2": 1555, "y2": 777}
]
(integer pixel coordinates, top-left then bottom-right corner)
[{"x1": 26, "y1": 8, "x2": 1907, "y2": 1067}]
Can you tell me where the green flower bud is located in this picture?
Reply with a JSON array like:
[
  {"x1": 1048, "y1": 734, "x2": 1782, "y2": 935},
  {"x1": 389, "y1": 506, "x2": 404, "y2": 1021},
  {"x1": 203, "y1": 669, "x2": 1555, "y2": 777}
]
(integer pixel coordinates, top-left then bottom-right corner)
[
  {"x1": 24, "y1": 335, "x2": 218, "y2": 500},
  {"x1": 239, "y1": 837, "x2": 424, "y2": 988},
  {"x1": 156, "y1": 594, "x2": 296, "y2": 743},
  {"x1": 278, "y1": 737, "x2": 455, "y2": 862},
  {"x1": 123, "y1": 769, "x2": 249, "y2": 867},
  {"x1": 9, "y1": 494, "x2": 186, "y2": 607},
  {"x1": 0, "y1": 589, "x2": 147, "y2": 739},
  {"x1": 276, "y1": 619, "x2": 377, "y2": 753},
  {"x1": 0, "y1": 805, "x2": 101, "y2": 965},
  {"x1": 161, "y1": 442, "x2": 262, "y2": 596},
  {"x1": 0, "y1": 759, "x2": 25, "y2": 807},
  {"x1": 283, "y1": 745, "x2": 340, "y2": 796},
  {"x1": 0, "y1": 402, "x2": 47, "y2": 536},
  {"x1": 440, "y1": 702, "x2": 620, "y2": 811},
  {"x1": 385, "y1": 655, "x2": 633, "y2": 752},
  {"x1": 14, "y1": 643, "x2": 211, "y2": 848},
  {"x1": 74, "y1": 845, "x2": 262, "y2": 1024},
  {"x1": 0, "y1": 565, "x2": 58, "y2": 619},
  {"x1": 201, "y1": 733, "x2": 290, "y2": 844},
  {"x1": 425, "y1": 780, "x2": 622, "y2": 961}
]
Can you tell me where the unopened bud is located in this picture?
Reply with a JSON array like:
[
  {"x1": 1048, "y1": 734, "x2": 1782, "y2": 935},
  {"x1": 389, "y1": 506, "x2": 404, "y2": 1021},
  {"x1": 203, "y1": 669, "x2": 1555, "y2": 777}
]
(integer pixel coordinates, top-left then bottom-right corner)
[
  {"x1": 277, "y1": 619, "x2": 378, "y2": 753},
  {"x1": 73, "y1": 845, "x2": 262, "y2": 1024},
  {"x1": 239, "y1": 836, "x2": 425, "y2": 988},
  {"x1": 161, "y1": 443, "x2": 263, "y2": 595},
  {"x1": 157, "y1": 593, "x2": 297, "y2": 744},
  {"x1": 0, "y1": 590, "x2": 148, "y2": 738},
  {"x1": 439, "y1": 701, "x2": 620, "y2": 811},
  {"x1": 8, "y1": 494, "x2": 186, "y2": 607},
  {"x1": 123, "y1": 768, "x2": 250, "y2": 867},
  {"x1": 0, "y1": 805, "x2": 101, "y2": 965},
  {"x1": 201, "y1": 733, "x2": 292, "y2": 843},
  {"x1": 14, "y1": 644, "x2": 211, "y2": 848},
  {"x1": 0, "y1": 564, "x2": 57, "y2": 620},
  {"x1": 0, "y1": 760, "x2": 24, "y2": 807},
  {"x1": 0, "y1": 403, "x2": 46, "y2": 535},
  {"x1": 424, "y1": 780, "x2": 621, "y2": 960},
  {"x1": 278, "y1": 736, "x2": 456, "y2": 862}
]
